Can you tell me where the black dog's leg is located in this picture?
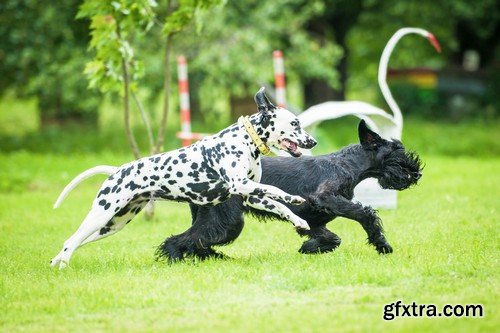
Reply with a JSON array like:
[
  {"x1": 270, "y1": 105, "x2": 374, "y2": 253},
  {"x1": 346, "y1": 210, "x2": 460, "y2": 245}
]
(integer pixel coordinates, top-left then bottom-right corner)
[
  {"x1": 156, "y1": 233, "x2": 187, "y2": 261},
  {"x1": 155, "y1": 204, "x2": 201, "y2": 262},
  {"x1": 157, "y1": 197, "x2": 245, "y2": 261},
  {"x1": 310, "y1": 193, "x2": 393, "y2": 254},
  {"x1": 189, "y1": 204, "x2": 199, "y2": 224},
  {"x1": 297, "y1": 225, "x2": 342, "y2": 254},
  {"x1": 157, "y1": 222, "x2": 228, "y2": 262}
]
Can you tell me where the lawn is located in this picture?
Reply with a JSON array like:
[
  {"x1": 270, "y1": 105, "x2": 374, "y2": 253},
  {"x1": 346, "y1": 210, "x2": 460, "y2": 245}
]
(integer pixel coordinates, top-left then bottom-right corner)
[{"x1": 0, "y1": 113, "x2": 499, "y2": 332}]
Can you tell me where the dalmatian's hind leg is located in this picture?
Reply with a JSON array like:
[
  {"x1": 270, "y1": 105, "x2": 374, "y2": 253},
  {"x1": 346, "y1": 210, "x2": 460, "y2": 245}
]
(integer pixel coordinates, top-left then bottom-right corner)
[
  {"x1": 50, "y1": 208, "x2": 116, "y2": 269},
  {"x1": 80, "y1": 198, "x2": 149, "y2": 246},
  {"x1": 50, "y1": 195, "x2": 150, "y2": 269}
]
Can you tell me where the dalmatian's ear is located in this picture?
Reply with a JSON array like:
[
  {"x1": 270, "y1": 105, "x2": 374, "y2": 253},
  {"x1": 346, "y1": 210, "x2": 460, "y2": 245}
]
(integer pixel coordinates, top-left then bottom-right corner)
[{"x1": 254, "y1": 87, "x2": 276, "y2": 127}]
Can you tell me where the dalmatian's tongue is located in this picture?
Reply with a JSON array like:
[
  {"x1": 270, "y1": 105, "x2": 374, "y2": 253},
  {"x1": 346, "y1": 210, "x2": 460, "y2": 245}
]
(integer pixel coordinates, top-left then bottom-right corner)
[{"x1": 281, "y1": 139, "x2": 301, "y2": 157}]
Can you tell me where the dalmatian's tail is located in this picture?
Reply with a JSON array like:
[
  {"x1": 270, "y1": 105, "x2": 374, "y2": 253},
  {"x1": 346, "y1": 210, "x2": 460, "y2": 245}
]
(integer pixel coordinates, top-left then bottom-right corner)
[{"x1": 53, "y1": 165, "x2": 118, "y2": 209}]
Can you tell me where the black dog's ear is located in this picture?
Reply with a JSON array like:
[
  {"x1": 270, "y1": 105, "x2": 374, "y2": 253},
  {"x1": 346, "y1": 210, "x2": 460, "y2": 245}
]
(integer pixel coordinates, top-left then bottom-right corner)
[
  {"x1": 254, "y1": 87, "x2": 276, "y2": 127},
  {"x1": 358, "y1": 120, "x2": 383, "y2": 149}
]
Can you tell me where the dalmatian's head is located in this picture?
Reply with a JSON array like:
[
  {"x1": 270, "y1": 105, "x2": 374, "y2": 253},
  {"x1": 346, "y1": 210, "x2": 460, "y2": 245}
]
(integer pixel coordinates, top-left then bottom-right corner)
[{"x1": 254, "y1": 87, "x2": 317, "y2": 157}]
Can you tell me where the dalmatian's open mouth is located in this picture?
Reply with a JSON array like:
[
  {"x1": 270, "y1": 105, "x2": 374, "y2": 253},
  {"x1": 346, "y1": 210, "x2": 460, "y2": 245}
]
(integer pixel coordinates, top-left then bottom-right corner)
[{"x1": 280, "y1": 138, "x2": 301, "y2": 157}]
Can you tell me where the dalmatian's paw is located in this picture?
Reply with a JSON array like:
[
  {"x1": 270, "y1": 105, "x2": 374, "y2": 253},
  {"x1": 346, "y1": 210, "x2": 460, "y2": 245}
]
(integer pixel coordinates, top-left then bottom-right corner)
[
  {"x1": 285, "y1": 195, "x2": 306, "y2": 205},
  {"x1": 291, "y1": 216, "x2": 310, "y2": 230},
  {"x1": 50, "y1": 256, "x2": 68, "y2": 270}
]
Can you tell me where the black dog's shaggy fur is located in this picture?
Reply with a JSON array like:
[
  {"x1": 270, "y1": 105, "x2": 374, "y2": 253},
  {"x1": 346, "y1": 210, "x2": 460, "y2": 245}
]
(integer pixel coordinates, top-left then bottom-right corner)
[{"x1": 157, "y1": 120, "x2": 423, "y2": 261}]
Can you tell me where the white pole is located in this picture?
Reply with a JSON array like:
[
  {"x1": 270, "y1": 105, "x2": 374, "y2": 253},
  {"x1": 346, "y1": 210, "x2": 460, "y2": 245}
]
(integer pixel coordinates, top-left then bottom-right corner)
[
  {"x1": 273, "y1": 50, "x2": 287, "y2": 108},
  {"x1": 177, "y1": 55, "x2": 192, "y2": 146}
]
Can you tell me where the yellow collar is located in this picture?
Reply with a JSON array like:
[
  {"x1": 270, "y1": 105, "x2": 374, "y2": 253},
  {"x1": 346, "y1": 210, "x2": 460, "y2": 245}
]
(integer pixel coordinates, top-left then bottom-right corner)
[{"x1": 238, "y1": 116, "x2": 271, "y2": 156}]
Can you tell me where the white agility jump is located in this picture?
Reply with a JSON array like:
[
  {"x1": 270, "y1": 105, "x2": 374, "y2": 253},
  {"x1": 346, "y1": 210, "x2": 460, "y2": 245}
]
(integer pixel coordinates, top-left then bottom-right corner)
[
  {"x1": 298, "y1": 27, "x2": 441, "y2": 142},
  {"x1": 297, "y1": 27, "x2": 440, "y2": 208}
]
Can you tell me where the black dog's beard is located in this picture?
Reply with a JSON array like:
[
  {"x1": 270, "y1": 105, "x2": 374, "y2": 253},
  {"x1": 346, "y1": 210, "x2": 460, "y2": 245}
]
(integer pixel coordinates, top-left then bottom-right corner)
[
  {"x1": 379, "y1": 171, "x2": 414, "y2": 190},
  {"x1": 379, "y1": 150, "x2": 423, "y2": 190}
]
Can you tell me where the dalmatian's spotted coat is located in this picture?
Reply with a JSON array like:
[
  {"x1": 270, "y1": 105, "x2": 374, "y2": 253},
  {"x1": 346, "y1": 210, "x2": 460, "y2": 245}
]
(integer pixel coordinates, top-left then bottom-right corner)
[{"x1": 50, "y1": 88, "x2": 317, "y2": 269}]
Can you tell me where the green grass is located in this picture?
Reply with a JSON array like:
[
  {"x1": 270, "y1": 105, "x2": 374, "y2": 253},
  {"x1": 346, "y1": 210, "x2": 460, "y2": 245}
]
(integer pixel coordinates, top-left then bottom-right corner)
[
  {"x1": 1, "y1": 152, "x2": 499, "y2": 332},
  {"x1": 0, "y1": 97, "x2": 499, "y2": 331}
]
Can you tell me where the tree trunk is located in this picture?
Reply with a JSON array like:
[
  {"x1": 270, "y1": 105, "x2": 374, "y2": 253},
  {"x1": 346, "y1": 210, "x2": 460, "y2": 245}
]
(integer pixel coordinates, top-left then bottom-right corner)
[
  {"x1": 147, "y1": 0, "x2": 175, "y2": 221},
  {"x1": 186, "y1": 71, "x2": 203, "y2": 123},
  {"x1": 454, "y1": 19, "x2": 500, "y2": 68},
  {"x1": 303, "y1": 42, "x2": 348, "y2": 107},
  {"x1": 230, "y1": 95, "x2": 256, "y2": 122},
  {"x1": 304, "y1": 78, "x2": 343, "y2": 108},
  {"x1": 121, "y1": 55, "x2": 141, "y2": 160},
  {"x1": 154, "y1": 34, "x2": 173, "y2": 155},
  {"x1": 303, "y1": 0, "x2": 363, "y2": 107}
]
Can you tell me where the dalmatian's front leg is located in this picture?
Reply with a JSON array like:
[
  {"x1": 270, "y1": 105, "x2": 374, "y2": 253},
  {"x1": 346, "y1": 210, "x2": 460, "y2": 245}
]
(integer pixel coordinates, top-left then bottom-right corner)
[
  {"x1": 230, "y1": 179, "x2": 305, "y2": 206},
  {"x1": 243, "y1": 196, "x2": 310, "y2": 230},
  {"x1": 229, "y1": 180, "x2": 309, "y2": 230}
]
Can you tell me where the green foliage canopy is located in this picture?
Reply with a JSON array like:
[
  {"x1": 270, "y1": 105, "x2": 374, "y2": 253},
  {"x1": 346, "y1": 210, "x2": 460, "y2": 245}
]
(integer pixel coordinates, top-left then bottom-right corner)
[
  {"x1": 0, "y1": 0, "x2": 100, "y2": 122},
  {"x1": 179, "y1": 0, "x2": 343, "y2": 99},
  {"x1": 78, "y1": 0, "x2": 222, "y2": 96},
  {"x1": 77, "y1": 0, "x2": 158, "y2": 95}
]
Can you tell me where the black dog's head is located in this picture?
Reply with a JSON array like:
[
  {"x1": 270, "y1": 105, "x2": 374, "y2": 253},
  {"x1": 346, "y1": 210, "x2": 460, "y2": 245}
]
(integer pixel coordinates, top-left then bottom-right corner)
[{"x1": 359, "y1": 120, "x2": 423, "y2": 190}]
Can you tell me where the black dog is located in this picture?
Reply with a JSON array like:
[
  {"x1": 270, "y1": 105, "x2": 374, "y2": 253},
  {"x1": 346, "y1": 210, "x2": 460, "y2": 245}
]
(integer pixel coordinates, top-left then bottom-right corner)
[{"x1": 157, "y1": 120, "x2": 422, "y2": 260}]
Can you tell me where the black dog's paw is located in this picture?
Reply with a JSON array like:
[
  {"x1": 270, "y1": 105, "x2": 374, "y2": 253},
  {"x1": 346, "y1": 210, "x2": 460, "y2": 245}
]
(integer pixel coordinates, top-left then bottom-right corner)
[
  {"x1": 155, "y1": 237, "x2": 186, "y2": 263},
  {"x1": 307, "y1": 194, "x2": 321, "y2": 208},
  {"x1": 375, "y1": 242, "x2": 393, "y2": 254},
  {"x1": 295, "y1": 228, "x2": 310, "y2": 237},
  {"x1": 307, "y1": 194, "x2": 331, "y2": 214},
  {"x1": 156, "y1": 249, "x2": 184, "y2": 263},
  {"x1": 299, "y1": 237, "x2": 341, "y2": 254},
  {"x1": 362, "y1": 205, "x2": 379, "y2": 218},
  {"x1": 195, "y1": 249, "x2": 228, "y2": 260},
  {"x1": 368, "y1": 234, "x2": 393, "y2": 254}
]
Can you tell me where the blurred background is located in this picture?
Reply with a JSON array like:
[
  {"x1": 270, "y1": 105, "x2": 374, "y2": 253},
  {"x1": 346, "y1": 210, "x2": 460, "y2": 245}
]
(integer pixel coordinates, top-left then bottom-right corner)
[{"x1": 0, "y1": 0, "x2": 498, "y2": 157}]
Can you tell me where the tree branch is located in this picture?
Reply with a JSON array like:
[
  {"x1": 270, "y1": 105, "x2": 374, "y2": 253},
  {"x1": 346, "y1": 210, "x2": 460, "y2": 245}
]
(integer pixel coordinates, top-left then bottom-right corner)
[
  {"x1": 154, "y1": 33, "x2": 173, "y2": 154},
  {"x1": 132, "y1": 91, "x2": 155, "y2": 153},
  {"x1": 152, "y1": 0, "x2": 176, "y2": 154},
  {"x1": 117, "y1": 26, "x2": 141, "y2": 160}
]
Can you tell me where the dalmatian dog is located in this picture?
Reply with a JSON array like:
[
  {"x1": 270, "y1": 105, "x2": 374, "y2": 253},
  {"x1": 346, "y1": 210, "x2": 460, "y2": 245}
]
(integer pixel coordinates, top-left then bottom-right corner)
[{"x1": 50, "y1": 87, "x2": 317, "y2": 269}]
